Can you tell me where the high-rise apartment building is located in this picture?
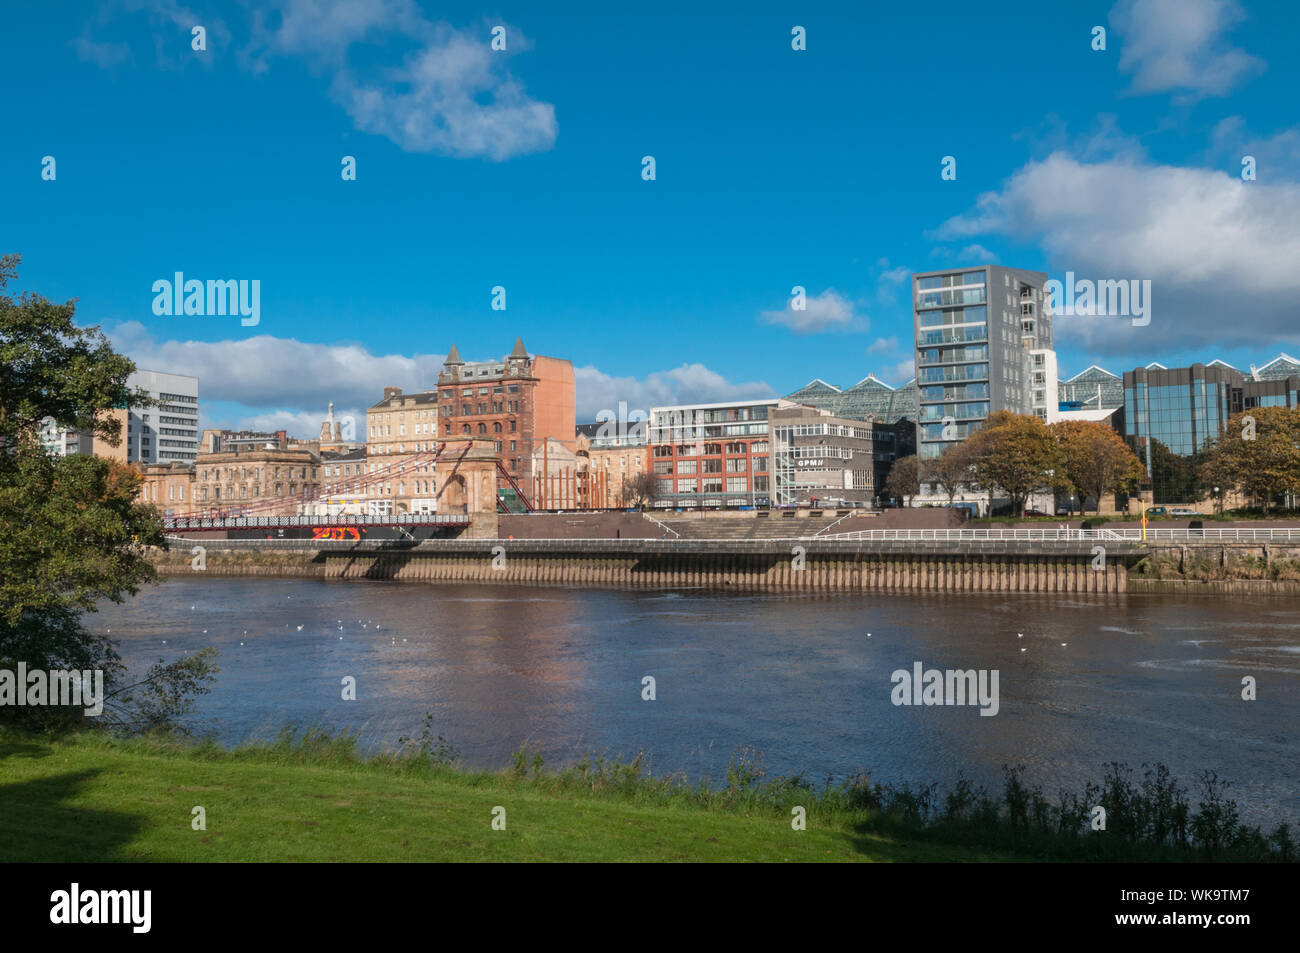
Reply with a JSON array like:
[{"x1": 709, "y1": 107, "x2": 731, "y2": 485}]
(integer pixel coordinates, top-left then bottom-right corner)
[
  {"x1": 912, "y1": 265, "x2": 1057, "y2": 459},
  {"x1": 126, "y1": 369, "x2": 199, "y2": 464}
]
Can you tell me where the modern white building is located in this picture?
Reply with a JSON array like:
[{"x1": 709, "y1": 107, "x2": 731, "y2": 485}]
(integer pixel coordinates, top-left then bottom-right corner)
[{"x1": 126, "y1": 369, "x2": 200, "y2": 464}]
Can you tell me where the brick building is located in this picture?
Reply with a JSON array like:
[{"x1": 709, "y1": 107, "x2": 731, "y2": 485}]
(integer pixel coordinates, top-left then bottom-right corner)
[
  {"x1": 647, "y1": 398, "x2": 780, "y2": 508},
  {"x1": 437, "y1": 337, "x2": 574, "y2": 502}
]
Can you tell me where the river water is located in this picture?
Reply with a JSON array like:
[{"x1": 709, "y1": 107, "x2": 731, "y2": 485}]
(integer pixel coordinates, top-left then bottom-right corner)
[{"x1": 94, "y1": 578, "x2": 1300, "y2": 826}]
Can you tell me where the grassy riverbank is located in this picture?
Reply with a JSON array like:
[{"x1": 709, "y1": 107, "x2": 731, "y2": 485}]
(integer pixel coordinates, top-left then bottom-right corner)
[
  {"x1": 1, "y1": 727, "x2": 1291, "y2": 862},
  {"x1": 0, "y1": 728, "x2": 1005, "y2": 862}
]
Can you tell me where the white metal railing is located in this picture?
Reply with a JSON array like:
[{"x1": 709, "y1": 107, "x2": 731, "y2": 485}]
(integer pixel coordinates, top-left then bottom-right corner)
[
  {"x1": 641, "y1": 514, "x2": 682, "y2": 537},
  {"x1": 811, "y1": 527, "x2": 1300, "y2": 542}
]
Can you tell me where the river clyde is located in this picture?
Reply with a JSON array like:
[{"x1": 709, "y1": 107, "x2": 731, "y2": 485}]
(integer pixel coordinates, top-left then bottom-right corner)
[{"x1": 94, "y1": 578, "x2": 1300, "y2": 826}]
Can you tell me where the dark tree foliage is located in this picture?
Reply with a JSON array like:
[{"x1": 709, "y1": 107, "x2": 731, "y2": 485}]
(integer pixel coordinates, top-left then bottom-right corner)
[{"x1": 0, "y1": 255, "x2": 216, "y2": 732}]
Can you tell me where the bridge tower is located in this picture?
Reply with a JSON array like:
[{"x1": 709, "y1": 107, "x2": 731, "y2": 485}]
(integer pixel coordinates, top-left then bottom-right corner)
[{"x1": 434, "y1": 438, "x2": 500, "y2": 538}]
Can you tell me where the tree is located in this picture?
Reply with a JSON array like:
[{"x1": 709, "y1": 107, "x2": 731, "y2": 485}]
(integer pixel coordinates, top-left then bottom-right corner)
[
  {"x1": 1199, "y1": 408, "x2": 1300, "y2": 514},
  {"x1": 622, "y1": 471, "x2": 660, "y2": 509},
  {"x1": 1051, "y1": 420, "x2": 1145, "y2": 515},
  {"x1": 963, "y1": 411, "x2": 1062, "y2": 516},
  {"x1": 921, "y1": 442, "x2": 976, "y2": 507},
  {"x1": 0, "y1": 255, "x2": 216, "y2": 732},
  {"x1": 883, "y1": 454, "x2": 921, "y2": 506}
]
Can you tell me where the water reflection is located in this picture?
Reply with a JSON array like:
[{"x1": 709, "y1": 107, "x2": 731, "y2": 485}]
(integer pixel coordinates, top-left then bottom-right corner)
[{"x1": 95, "y1": 579, "x2": 1300, "y2": 826}]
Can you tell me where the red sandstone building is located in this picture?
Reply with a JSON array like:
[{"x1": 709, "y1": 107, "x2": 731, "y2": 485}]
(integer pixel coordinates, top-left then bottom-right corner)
[{"x1": 438, "y1": 338, "x2": 575, "y2": 503}]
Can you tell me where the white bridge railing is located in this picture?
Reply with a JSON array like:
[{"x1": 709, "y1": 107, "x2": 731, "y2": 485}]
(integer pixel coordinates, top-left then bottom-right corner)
[
  {"x1": 811, "y1": 527, "x2": 1300, "y2": 542},
  {"x1": 162, "y1": 513, "x2": 471, "y2": 530}
]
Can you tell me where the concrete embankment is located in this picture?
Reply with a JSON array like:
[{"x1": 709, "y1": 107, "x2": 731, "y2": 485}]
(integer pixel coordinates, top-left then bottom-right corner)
[{"x1": 154, "y1": 538, "x2": 1137, "y2": 593}]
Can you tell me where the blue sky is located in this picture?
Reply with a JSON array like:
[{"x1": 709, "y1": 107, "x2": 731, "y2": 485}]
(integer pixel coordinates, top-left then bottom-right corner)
[{"x1": 5, "y1": 0, "x2": 1300, "y2": 435}]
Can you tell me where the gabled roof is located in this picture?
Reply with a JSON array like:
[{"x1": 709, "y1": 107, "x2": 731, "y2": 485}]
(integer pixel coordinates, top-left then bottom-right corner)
[
  {"x1": 1144, "y1": 361, "x2": 1167, "y2": 369},
  {"x1": 1065, "y1": 364, "x2": 1119, "y2": 382},
  {"x1": 1253, "y1": 352, "x2": 1300, "y2": 380},
  {"x1": 1205, "y1": 358, "x2": 1238, "y2": 370},
  {"x1": 846, "y1": 373, "x2": 896, "y2": 392},
  {"x1": 790, "y1": 378, "x2": 842, "y2": 395}
]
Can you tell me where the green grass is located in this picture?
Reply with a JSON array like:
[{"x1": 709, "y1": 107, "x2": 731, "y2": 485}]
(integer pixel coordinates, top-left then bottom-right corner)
[{"x1": 0, "y1": 729, "x2": 1013, "y2": 862}]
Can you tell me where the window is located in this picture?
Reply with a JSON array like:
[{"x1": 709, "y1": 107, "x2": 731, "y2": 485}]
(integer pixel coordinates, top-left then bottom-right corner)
[
  {"x1": 726, "y1": 458, "x2": 747, "y2": 473},
  {"x1": 726, "y1": 476, "x2": 748, "y2": 493}
]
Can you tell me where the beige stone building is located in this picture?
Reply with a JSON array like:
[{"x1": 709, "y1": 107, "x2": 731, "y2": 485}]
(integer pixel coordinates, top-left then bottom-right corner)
[
  {"x1": 579, "y1": 431, "x2": 648, "y2": 508},
  {"x1": 365, "y1": 386, "x2": 441, "y2": 515},
  {"x1": 189, "y1": 447, "x2": 322, "y2": 516},
  {"x1": 136, "y1": 461, "x2": 195, "y2": 515}
]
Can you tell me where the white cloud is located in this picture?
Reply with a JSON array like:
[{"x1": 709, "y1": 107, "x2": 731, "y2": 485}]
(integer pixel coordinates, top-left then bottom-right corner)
[
  {"x1": 1207, "y1": 116, "x2": 1300, "y2": 179},
  {"x1": 253, "y1": 1, "x2": 555, "y2": 159},
  {"x1": 75, "y1": 0, "x2": 232, "y2": 70},
  {"x1": 760, "y1": 288, "x2": 862, "y2": 334},
  {"x1": 867, "y1": 336, "x2": 898, "y2": 354},
  {"x1": 888, "y1": 359, "x2": 915, "y2": 384},
  {"x1": 110, "y1": 322, "x2": 771, "y2": 433},
  {"x1": 109, "y1": 321, "x2": 444, "y2": 415},
  {"x1": 1110, "y1": 0, "x2": 1264, "y2": 101},
  {"x1": 957, "y1": 244, "x2": 996, "y2": 263},
  {"x1": 574, "y1": 363, "x2": 773, "y2": 422},
  {"x1": 79, "y1": 0, "x2": 556, "y2": 160},
  {"x1": 934, "y1": 151, "x2": 1300, "y2": 352}
]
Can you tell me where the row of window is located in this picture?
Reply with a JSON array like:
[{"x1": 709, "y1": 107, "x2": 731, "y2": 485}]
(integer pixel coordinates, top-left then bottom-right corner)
[
  {"x1": 653, "y1": 456, "x2": 770, "y2": 475},
  {"x1": 651, "y1": 441, "x2": 769, "y2": 457},
  {"x1": 199, "y1": 466, "x2": 315, "y2": 480},
  {"x1": 197, "y1": 483, "x2": 308, "y2": 501},
  {"x1": 442, "y1": 400, "x2": 523, "y2": 417},
  {"x1": 442, "y1": 383, "x2": 522, "y2": 398},
  {"x1": 659, "y1": 476, "x2": 767, "y2": 494}
]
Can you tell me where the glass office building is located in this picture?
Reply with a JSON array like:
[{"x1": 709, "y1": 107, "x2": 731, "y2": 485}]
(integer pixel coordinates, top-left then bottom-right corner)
[{"x1": 1124, "y1": 362, "x2": 1300, "y2": 499}]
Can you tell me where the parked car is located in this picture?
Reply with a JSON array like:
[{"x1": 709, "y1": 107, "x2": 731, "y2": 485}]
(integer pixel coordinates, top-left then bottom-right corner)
[
  {"x1": 1168, "y1": 507, "x2": 1206, "y2": 517},
  {"x1": 1145, "y1": 506, "x2": 1168, "y2": 516},
  {"x1": 1055, "y1": 507, "x2": 1070, "y2": 516},
  {"x1": 1022, "y1": 509, "x2": 1049, "y2": 517}
]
